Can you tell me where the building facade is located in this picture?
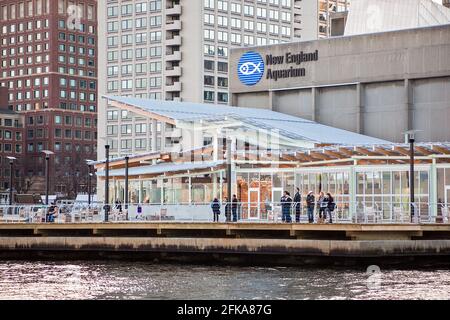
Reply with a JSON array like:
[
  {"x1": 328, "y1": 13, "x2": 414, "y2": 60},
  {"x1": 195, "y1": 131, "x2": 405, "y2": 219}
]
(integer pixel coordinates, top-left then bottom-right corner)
[
  {"x1": 230, "y1": 24, "x2": 450, "y2": 143},
  {"x1": 0, "y1": 0, "x2": 98, "y2": 197},
  {"x1": 95, "y1": 96, "x2": 450, "y2": 223},
  {"x1": 0, "y1": 87, "x2": 25, "y2": 197}
]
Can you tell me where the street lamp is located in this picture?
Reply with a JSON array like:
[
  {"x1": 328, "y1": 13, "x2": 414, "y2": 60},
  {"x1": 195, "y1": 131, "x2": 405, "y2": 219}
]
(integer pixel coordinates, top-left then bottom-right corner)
[
  {"x1": 404, "y1": 130, "x2": 422, "y2": 223},
  {"x1": 6, "y1": 156, "x2": 17, "y2": 206},
  {"x1": 42, "y1": 150, "x2": 54, "y2": 205},
  {"x1": 104, "y1": 145, "x2": 110, "y2": 222},
  {"x1": 125, "y1": 156, "x2": 129, "y2": 210},
  {"x1": 86, "y1": 159, "x2": 95, "y2": 206}
]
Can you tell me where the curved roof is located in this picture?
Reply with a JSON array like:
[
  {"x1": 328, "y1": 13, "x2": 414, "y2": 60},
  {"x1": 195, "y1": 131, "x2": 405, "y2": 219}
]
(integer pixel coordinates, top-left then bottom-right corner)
[{"x1": 104, "y1": 95, "x2": 390, "y2": 145}]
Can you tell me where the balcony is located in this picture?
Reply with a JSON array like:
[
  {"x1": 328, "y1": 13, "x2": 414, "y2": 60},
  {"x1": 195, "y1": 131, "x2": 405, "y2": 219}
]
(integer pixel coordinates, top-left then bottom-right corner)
[
  {"x1": 166, "y1": 5, "x2": 182, "y2": 16},
  {"x1": 166, "y1": 66, "x2": 182, "y2": 77},
  {"x1": 166, "y1": 35, "x2": 182, "y2": 46},
  {"x1": 166, "y1": 20, "x2": 182, "y2": 31},
  {"x1": 166, "y1": 51, "x2": 182, "y2": 62},
  {"x1": 294, "y1": 21, "x2": 302, "y2": 30},
  {"x1": 165, "y1": 82, "x2": 182, "y2": 92}
]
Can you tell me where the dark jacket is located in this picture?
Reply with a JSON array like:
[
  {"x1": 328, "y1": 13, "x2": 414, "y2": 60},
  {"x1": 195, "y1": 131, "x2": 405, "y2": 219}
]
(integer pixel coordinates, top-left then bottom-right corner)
[
  {"x1": 211, "y1": 200, "x2": 221, "y2": 214},
  {"x1": 306, "y1": 194, "x2": 315, "y2": 208},
  {"x1": 224, "y1": 202, "x2": 231, "y2": 216},
  {"x1": 281, "y1": 195, "x2": 292, "y2": 215},
  {"x1": 232, "y1": 198, "x2": 238, "y2": 211},
  {"x1": 294, "y1": 192, "x2": 301, "y2": 209},
  {"x1": 327, "y1": 196, "x2": 335, "y2": 211}
]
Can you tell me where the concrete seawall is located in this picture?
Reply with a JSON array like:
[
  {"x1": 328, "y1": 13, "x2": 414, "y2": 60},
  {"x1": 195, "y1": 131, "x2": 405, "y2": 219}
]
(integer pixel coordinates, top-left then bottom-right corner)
[{"x1": 1, "y1": 223, "x2": 450, "y2": 266}]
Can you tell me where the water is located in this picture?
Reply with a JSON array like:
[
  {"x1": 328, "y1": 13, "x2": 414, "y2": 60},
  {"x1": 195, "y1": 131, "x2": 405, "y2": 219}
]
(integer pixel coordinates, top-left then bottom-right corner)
[{"x1": 0, "y1": 261, "x2": 449, "y2": 300}]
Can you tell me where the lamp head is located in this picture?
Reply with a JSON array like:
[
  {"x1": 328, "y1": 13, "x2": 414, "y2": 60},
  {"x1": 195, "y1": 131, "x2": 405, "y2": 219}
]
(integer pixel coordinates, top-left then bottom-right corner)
[
  {"x1": 403, "y1": 130, "x2": 423, "y2": 143},
  {"x1": 42, "y1": 150, "x2": 54, "y2": 156}
]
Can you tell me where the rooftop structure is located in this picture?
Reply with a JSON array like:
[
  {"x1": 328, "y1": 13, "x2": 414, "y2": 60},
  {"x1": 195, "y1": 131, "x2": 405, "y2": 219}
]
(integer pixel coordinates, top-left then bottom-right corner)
[{"x1": 344, "y1": 0, "x2": 450, "y2": 36}]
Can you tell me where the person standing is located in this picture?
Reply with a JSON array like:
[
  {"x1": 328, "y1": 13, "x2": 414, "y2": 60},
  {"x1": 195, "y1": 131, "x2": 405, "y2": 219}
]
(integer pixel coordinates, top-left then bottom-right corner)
[
  {"x1": 211, "y1": 198, "x2": 221, "y2": 222},
  {"x1": 317, "y1": 192, "x2": 326, "y2": 223},
  {"x1": 294, "y1": 188, "x2": 302, "y2": 223},
  {"x1": 280, "y1": 191, "x2": 292, "y2": 223},
  {"x1": 326, "y1": 192, "x2": 335, "y2": 223},
  {"x1": 224, "y1": 197, "x2": 231, "y2": 222},
  {"x1": 306, "y1": 191, "x2": 315, "y2": 223},
  {"x1": 232, "y1": 195, "x2": 239, "y2": 222}
]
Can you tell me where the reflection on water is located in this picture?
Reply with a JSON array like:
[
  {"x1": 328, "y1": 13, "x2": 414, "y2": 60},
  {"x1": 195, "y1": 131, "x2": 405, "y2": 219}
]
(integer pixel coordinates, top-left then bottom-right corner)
[{"x1": 0, "y1": 261, "x2": 449, "y2": 300}]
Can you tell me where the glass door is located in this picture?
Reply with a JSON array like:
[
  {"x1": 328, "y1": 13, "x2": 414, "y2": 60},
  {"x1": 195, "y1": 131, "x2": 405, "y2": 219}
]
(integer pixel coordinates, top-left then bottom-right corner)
[{"x1": 248, "y1": 188, "x2": 260, "y2": 219}]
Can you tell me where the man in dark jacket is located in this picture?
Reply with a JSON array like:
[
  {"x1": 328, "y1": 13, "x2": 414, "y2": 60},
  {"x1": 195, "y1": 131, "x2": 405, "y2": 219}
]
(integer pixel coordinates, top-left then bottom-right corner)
[
  {"x1": 232, "y1": 195, "x2": 239, "y2": 222},
  {"x1": 294, "y1": 187, "x2": 302, "y2": 223},
  {"x1": 306, "y1": 191, "x2": 315, "y2": 223},
  {"x1": 280, "y1": 191, "x2": 292, "y2": 223},
  {"x1": 211, "y1": 198, "x2": 221, "y2": 222}
]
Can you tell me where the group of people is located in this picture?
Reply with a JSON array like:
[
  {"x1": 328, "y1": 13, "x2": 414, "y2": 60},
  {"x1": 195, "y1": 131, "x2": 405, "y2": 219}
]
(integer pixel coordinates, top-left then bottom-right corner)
[
  {"x1": 282, "y1": 189, "x2": 335, "y2": 224},
  {"x1": 211, "y1": 195, "x2": 240, "y2": 222},
  {"x1": 212, "y1": 189, "x2": 336, "y2": 223}
]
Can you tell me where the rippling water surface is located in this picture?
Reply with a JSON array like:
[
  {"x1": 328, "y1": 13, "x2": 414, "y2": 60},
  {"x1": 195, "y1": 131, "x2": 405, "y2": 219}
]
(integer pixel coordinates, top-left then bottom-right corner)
[{"x1": 0, "y1": 261, "x2": 449, "y2": 300}]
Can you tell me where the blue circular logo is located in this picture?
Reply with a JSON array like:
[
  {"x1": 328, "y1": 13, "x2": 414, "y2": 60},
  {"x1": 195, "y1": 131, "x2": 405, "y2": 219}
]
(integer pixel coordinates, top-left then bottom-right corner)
[{"x1": 238, "y1": 51, "x2": 265, "y2": 86}]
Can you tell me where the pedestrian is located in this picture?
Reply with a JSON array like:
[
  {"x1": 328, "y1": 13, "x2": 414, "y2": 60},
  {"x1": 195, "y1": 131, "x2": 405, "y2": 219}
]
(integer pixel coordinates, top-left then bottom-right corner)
[
  {"x1": 224, "y1": 197, "x2": 231, "y2": 222},
  {"x1": 306, "y1": 191, "x2": 315, "y2": 223},
  {"x1": 211, "y1": 197, "x2": 221, "y2": 222},
  {"x1": 325, "y1": 192, "x2": 335, "y2": 223},
  {"x1": 294, "y1": 187, "x2": 302, "y2": 223},
  {"x1": 280, "y1": 191, "x2": 292, "y2": 223},
  {"x1": 232, "y1": 195, "x2": 239, "y2": 222},
  {"x1": 317, "y1": 192, "x2": 326, "y2": 223},
  {"x1": 46, "y1": 202, "x2": 58, "y2": 223}
]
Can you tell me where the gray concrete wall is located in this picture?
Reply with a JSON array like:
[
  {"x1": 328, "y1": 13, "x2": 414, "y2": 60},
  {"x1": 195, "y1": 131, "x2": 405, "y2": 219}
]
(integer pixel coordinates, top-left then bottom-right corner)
[{"x1": 230, "y1": 25, "x2": 450, "y2": 142}]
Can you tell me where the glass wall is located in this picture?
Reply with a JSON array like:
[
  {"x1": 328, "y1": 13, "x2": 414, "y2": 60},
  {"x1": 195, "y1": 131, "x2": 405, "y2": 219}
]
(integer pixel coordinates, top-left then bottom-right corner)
[
  {"x1": 356, "y1": 168, "x2": 430, "y2": 219},
  {"x1": 437, "y1": 167, "x2": 450, "y2": 208},
  {"x1": 296, "y1": 170, "x2": 351, "y2": 218}
]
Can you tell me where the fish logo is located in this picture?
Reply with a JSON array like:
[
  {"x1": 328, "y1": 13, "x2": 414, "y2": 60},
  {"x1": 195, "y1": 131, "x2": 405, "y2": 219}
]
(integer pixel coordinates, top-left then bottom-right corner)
[{"x1": 238, "y1": 51, "x2": 265, "y2": 86}]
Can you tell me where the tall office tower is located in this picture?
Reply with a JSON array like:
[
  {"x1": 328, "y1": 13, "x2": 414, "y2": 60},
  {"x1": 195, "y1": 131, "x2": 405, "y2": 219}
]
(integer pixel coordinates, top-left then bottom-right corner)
[
  {"x1": 0, "y1": 0, "x2": 98, "y2": 197},
  {"x1": 98, "y1": 0, "x2": 306, "y2": 159}
]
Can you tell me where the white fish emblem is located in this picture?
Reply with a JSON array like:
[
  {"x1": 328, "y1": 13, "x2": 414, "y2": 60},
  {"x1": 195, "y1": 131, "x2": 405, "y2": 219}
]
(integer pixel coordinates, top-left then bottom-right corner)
[{"x1": 239, "y1": 62, "x2": 262, "y2": 75}]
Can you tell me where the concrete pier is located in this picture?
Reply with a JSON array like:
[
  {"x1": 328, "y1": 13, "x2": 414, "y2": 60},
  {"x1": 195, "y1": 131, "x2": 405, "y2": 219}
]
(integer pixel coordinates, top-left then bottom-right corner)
[{"x1": 0, "y1": 223, "x2": 450, "y2": 266}]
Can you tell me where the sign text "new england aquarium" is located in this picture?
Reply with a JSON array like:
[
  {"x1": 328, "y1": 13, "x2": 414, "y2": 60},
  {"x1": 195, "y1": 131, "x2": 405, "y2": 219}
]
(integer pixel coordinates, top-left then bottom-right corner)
[{"x1": 266, "y1": 50, "x2": 319, "y2": 81}]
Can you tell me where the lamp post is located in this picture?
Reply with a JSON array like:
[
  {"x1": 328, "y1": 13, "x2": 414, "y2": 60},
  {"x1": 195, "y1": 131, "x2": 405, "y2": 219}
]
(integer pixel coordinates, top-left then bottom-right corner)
[
  {"x1": 6, "y1": 156, "x2": 17, "y2": 205},
  {"x1": 124, "y1": 156, "x2": 129, "y2": 221},
  {"x1": 404, "y1": 130, "x2": 421, "y2": 223},
  {"x1": 42, "y1": 150, "x2": 54, "y2": 205},
  {"x1": 104, "y1": 145, "x2": 110, "y2": 222},
  {"x1": 86, "y1": 160, "x2": 95, "y2": 206},
  {"x1": 124, "y1": 156, "x2": 129, "y2": 207}
]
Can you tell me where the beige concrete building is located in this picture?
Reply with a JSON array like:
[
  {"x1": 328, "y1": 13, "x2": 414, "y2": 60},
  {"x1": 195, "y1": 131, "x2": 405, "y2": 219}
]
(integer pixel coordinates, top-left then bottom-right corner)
[{"x1": 230, "y1": 24, "x2": 450, "y2": 143}]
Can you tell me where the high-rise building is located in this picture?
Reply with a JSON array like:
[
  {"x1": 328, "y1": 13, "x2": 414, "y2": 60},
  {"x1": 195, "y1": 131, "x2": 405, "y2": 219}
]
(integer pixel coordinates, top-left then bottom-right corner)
[
  {"x1": 0, "y1": 0, "x2": 98, "y2": 197},
  {"x1": 98, "y1": 0, "x2": 310, "y2": 160},
  {"x1": 299, "y1": 0, "x2": 350, "y2": 40}
]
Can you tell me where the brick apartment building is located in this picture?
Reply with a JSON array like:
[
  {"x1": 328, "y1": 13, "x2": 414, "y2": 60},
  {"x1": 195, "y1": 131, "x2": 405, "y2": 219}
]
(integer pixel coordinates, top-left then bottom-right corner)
[
  {"x1": 0, "y1": 86, "x2": 24, "y2": 196},
  {"x1": 0, "y1": 0, "x2": 97, "y2": 198}
]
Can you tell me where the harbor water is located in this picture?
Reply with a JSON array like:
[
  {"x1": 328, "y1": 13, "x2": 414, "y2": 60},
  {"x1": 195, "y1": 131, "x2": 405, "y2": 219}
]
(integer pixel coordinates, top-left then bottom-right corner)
[{"x1": 0, "y1": 261, "x2": 449, "y2": 300}]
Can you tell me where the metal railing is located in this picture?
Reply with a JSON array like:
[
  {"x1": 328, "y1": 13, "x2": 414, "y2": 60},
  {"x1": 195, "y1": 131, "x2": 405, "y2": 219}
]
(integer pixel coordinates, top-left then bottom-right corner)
[{"x1": 0, "y1": 201, "x2": 449, "y2": 224}]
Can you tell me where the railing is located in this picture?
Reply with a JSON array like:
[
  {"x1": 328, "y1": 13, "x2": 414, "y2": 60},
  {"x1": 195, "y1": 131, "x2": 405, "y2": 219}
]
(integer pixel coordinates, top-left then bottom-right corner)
[{"x1": 0, "y1": 201, "x2": 449, "y2": 224}]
